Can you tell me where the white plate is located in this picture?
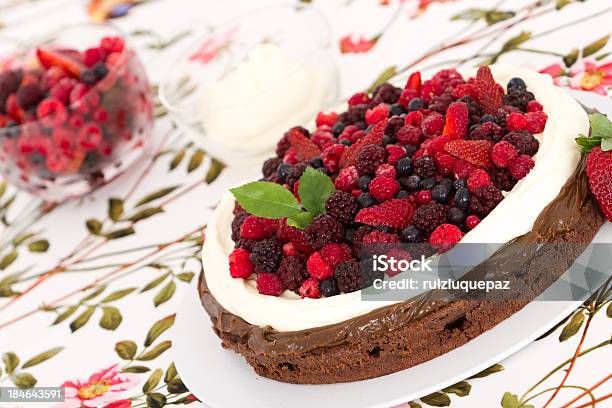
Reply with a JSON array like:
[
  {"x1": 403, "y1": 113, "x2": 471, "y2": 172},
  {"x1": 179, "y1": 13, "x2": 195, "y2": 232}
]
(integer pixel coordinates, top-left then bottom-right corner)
[{"x1": 173, "y1": 92, "x2": 611, "y2": 408}]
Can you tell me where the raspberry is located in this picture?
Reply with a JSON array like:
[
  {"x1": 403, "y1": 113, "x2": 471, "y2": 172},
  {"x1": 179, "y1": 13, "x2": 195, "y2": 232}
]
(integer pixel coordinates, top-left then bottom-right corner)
[
  {"x1": 508, "y1": 155, "x2": 535, "y2": 180},
  {"x1": 404, "y1": 111, "x2": 424, "y2": 126},
  {"x1": 526, "y1": 111, "x2": 547, "y2": 133},
  {"x1": 333, "y1": 165, "x2": 358, "y2": 192},
  {"x1": 348, "y1": 92, "x2": 370, "y2": 107},
  {"x1": 16, "y1": 83, "x2": 43, "y2": 110},
  {"x1": 78, "y1": 124, "x2": 103, "y2": 150},
  {"x1": 368, "y1": 176, "x2": 400, "y2": 202},
  {"x1": 299, "y1": 278, "x2": 321, "y2": 298},
  {"x1": 307, "y1": 252, "x2": 333, "y2": 280},
  {"x1": 355, "y1": 198, "x2": 415, "y2": 229},
  {"x1": 376, "y1": 163, "x2": 397, "y2": 178},
  {"x1": 491, "y1": 141, "x2": 518, "y2": 168},
  {"x1": 325, "y1": 191, "x2": 357, "y2": 224},
  {"x1": 355, "y1": 144, "x2": 387, "y2": 176},
  {"x1": 465, "y1": 215, "x2": 481, "y2": 229},
  {"x1": 413, "y1": 202, "x2": 447, "y2": 234},
  {"x1": 413, "y1": 156, "x2": 436, "y2": 178},
  {"x1": 416, "y1": 190, "x2": 432, "y2": 205},
  {"x1": 228, "y1": 248, "x2": 255, "y2": 279},
  {"x1": 37, "y1": 97, "x2": 67, "y2": 126},
  {"x1": 396, "y1": 125, "x2": 423, "y2": 146},
  {"x1": 305, "y1": 215, "x2": 344, "y2": 250},
  {"x1": 489, "y1": 167, "x2": 517, "y2": 191},
  {"x1": 100, "y1": 36, "x2": 125, "y2": 53},
  {"x1": 316, "y1": 111, "x2": 339, "y2": 127},
  {"x1": 278, "y1": 256, "x2": 308, "y2": 291},
  {"x1": 231, "y1": 212, "x2": 248, "y2": 241},
  {"x1": 320, "y1": 243, "x2": 353, "y2": 268},
  {"x1": 386, "y1": 145, "x2": 406, "y2": 165},
  {"x1": 249, "y1": 239, "x2": 282, "y2": 272},
  {"x1": 256, "y1": 273, "x2": 284, "y2": 296},
  {"x1": 496, "y1": 105, "x2": 521, "y2": 128},
  {"x1": 429, "y1": 224, "x2": 464, "y2": 252},
  {"x1": 467, "y1": 169, "x2": 493, "y2": 192},
  {"x1": 502, "y1": 131, "x2": 540, "y2": 156},
  {"x1": 421, "y1": 112, "x2": 444, "y2": 137},
  {"x1": 362, "y1": 230, "x2": 400, "y2": 244},
  {"x1": 453, "y1": 83, "x2": 479, "y2": 99},
  {"x1": 240, "y1": 215, "x2": 277, "y2": 239},
  {"x1": 311, "y1": 128, "x2": 334, "y2": 147},
  {"x1": 365, "y1": 104, "x2": 389, "y2": 125},
  {"x1": 527, "y1": 100, "x2": 543, "y2": 112},
  {"x1": 335, "y1": 261, "x2": 362, "y2": 293},
  {"x1": 321, "y1": 144, "x2": 345, "y2": 172},
  {"x1": 277, "y1": 127, "x2": 306, "y2": 157},
  {"x1": 470, "y1": 186, "x2": 504, "y2": 217},
  {"x1": 83, "y1": 47, "x2": 106, "y2": 67},
  {"x1": 468, "y1": 122, "x2": 503, "y2": 142},
  {"x1": 506, "y1": 112, "x2": 528, "y2": 131}
]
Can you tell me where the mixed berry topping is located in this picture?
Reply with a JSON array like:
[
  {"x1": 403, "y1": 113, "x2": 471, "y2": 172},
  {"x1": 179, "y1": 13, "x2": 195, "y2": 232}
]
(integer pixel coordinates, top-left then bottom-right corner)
[
  {"x1": 0, "y1": 36, "x2": 151, "y2": 189},
  {"x1": 228, "y1": 66, "x2": 548, "y2": 298}
]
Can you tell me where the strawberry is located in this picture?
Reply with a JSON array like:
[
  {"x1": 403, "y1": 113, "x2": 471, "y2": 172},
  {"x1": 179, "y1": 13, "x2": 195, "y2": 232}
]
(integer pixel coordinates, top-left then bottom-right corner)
[
  {"x1": 36, "y1": 48, "x2": 85, "y2": 78},
  {"x1": 287, "y1": 128, "x2": 321, "y2": 161},
  {"x1": 586, "y1": 146, "x2": 612, "y2": 221},
  {"x1": 444, "y1": 139, "x2": 494, "y2": 169},
  {"x1": 442, "y1": 102, "x2": 469, "y2": 139},
  {"x1": 405, "y1": 71, "x2": 422, "y2": 92},
  {"x1": 355, "y1": 199, "x2": 414, "y2": 229},
  {"x1": 339, "y1": 118, "x2": 387, "y2": 168},
  {"x1": 475, "y1": 66, "x2": 504, "y2": 114}
]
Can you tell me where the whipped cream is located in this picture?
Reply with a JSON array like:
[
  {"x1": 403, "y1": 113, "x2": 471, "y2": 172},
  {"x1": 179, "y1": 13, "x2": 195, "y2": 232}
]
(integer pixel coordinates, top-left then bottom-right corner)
[
  {"x1": 199, "y1": 43, "x2": 330, "y2": 159},
  {"x1": 203, "y1": 64, "x2": 589, "y2": 331}
]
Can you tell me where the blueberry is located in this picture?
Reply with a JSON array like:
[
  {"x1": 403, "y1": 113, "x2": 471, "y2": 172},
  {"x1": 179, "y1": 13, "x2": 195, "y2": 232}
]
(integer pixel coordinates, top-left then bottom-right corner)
[
  {"x1": 453, "y1": 179, "x2": 467, "y2": 190},
  {"x1": 480, "y1": 114, "x2": 497, "y2": 124},
  {"x1": 432, "y1": 184, "x2": 450, "y2": 204},
  {"x1": 4, "y1": 122, "x2": 19, "y2": 138},
  {"x1": 401, "y1": 225, "x2": 422, "y2": 243},
  {"x1": 80, "y1": 69, "x2": 97, "y2": 85},
  {"x1": 344, "y1": 227, "x2": 356, "y2": 242},
  {"x1": 320, "y1": 278, "x2": 340, "y2": 297},
  {"x1": 403, "y1": 145, "x2": 417, "y2": 158},
  {"x1": 508, "y1": 77, "x2": 526, "y2": 91},
  {"x1": 408, "y1": 98, "x2": 426, "y2": 112},
  {"x1": 400, "y1": 175, "x2": 420, "y2": 191},
  {"x1": 332, "y1": 121, "x2": 346, "y2": 136},
  {"x1": 455, "y1": 188, "x2": 470, "y2": 209},
  {"x1": 419, "y1": 177, "x2": 436, "y2": 190},
  {"x1": 277, "y1": 163, "x2": 292, "y2": 182},
  {"x1": 441, "y1": 178, "x2": 454, "y2": 192},
  {"x1": 357, "y1": 193, "x2": 376, "y2": 208},
  {"x1": 358, "y1": 175, "x2": 372, "y2": 191},
  {"x1": 310, "y1": 157, "x2": 324, "y2": 168},
  {"x1": 448, "y1": 207, "x2": 465, "y2": 225},
  {"x1": 390, "y1": 103, "x2": 407, "y2": 116},
  {"x1": 92, "y1": 62, "x2": 109, "y2": 80},
  {"x1": 374, "y1": 225, "x2": 391, "y2": 232},
  {"x1": 340, "y1": 139, "x2": 352, "y2": 146},
  {"x1": 395, "y1": 190, "x2": 409, "y2": 199},
  {"x1": 396, "y1": 157, "x2": 412, "y2": 176},
  {"x1": 382, "y1": 135, "x2": 391, "y2": 145},
  {"x1": 30, "y1": 152, "x2": 44, "y2": 165},
  {"x1": 469, "y1": 124, "x2": 480, "y2": 133}
]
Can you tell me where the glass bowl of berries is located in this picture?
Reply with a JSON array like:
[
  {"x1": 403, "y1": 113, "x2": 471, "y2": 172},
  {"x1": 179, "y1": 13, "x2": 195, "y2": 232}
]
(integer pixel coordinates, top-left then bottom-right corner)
[
  {"x1": 158, "y1": 5, "x2": 339, "y2": 166},
  {"x1": 0, "y1": 23, "x2": 153, "y2": 201}
]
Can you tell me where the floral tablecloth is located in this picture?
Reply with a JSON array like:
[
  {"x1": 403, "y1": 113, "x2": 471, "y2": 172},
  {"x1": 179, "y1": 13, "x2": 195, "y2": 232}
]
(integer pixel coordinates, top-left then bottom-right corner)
[{"x1": 0, "y1": 1, "x2": 610, "y2": 407}]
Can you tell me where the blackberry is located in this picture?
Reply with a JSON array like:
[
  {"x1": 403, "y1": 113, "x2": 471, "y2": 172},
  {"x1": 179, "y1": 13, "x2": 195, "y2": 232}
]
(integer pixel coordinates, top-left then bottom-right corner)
[
  {"x1": 413, "y1": 202, "x2": 447, "y2": 234},
  {"x1": 400, "y1": 175, "x2": 421, "y2": 191},
  {"x1": 440, "y1": 178, "x2": 454, "y2": 192},
  {"x1": 16, "y1": 83, "x2": 43, "y2": 110},
  {"x1": 236, "y1": 238, "x2": 257, "y2": 251},
  {"x1": 249, "y1": 239, "x2": 282, "y2": 272},
  {"x1": 457, "y1": 95, "x2": 482, "y2": 117},
  {"x1": 345, "y1": 104, "x2": 368, "y2": 124},
  {"x1": 305, "y1": 215, "x2": 344, "y2": 250},
  {"x1": 395, "y1": 190, "x2": 409, "y2": 199},
  {"x1": 352, "y1": 226, "x2": 373, "y2": 253},
  {"x1": 262, "y1": 157, "x2": 281, "y2": 179},
  {"x1": 231, "y1": 212, "x2": 248, "y2": 241},
  {"x1": 502, "y1": 131, "x2": 540, "y2": 156},
  {"x1": 455, "y1": 188, "x2": 470, "y2": 209},
  {"x1": 357, "y1": 192, "x2": 376, "y2": 208},
  {"x1": 358, "y1": 175, "x2": 372, "y2": 191},
  {"x1": 470, "y1": 186, "x2": 504, "y2": 217},
  {"x1": 325, "y1": 191, "x2": 358, "y2": 224},
  {"x1": 401, "y1": 225, "x2": 422, "y2": 243},
  {"x1": 277, "y1": 126, "x2": 308, "y2": 157},
  {"x1": 431, "y1": 184, "x2": 451, "y2": 204},
  {"x1": 468, "y1": 122, "x2": 504, "y2": 142},
  {"x1": 285, "y1": 162, "x2": 309, "y2": 187},
  {"x1": 390, "y1": 103, "x2": 407, "y2": 116},
  {"x1": 396, "y1": 157, "x2": 412, "y2": 176},
  {"x1": 385, "y1": 116, "x2": 404, "y2": 140},
  {"x1": 413, "y1": 156, "x2": 436, "y2": 178},
  {"x1": 504, "y1": 88, "x2": 534, "y2": 111},
  {"x1": 278, "y1": 256, "x2": 308, "y2": 292},
  {"x1": 419, "y1": 177, "x2": 436, "y2": 190},
  {"x1": 448, "y1": 207, "x2": 466, "y2": 225},
  {"x1": 372, "y1": 82, "x2": 401, "y2": 104},
  {"x1": 490, "y1": 167, "x2": 517, "y2": 191},
  {"x1": 356, "y1": 144, "x2": 386, "y2": 175},
  {"x1": 332, "y1": 121, "x2": 346, "y2": 136},
  {"x1": 429, "y1": 92, "x2": 455, "y2": 113},
  {"x1": 319, "y1": 277, "x2": 340, "y2": 297},
  {"x1": 334, "y1": 261, "x2": 362, "y2": 293},
  {"x1": 408, "y1": 98, "x2": 426, "y2": 112}
]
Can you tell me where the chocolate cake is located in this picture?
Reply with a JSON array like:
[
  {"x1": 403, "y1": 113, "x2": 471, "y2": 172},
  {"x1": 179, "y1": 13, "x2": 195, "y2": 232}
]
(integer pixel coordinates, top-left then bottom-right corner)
[{"x1": 198, "y1": 64, "x2": 609, "y2": 384}]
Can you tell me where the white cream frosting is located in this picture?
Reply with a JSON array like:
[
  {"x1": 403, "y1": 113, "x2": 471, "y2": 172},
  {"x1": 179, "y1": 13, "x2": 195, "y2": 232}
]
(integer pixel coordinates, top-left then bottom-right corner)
[{"x1": 202, "y1": 64, "x2": 589, "y2": 331}]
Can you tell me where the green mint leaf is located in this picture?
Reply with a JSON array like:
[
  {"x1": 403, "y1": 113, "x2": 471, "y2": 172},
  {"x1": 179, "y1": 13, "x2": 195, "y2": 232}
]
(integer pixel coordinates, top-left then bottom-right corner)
[
  {"x1": 575, "y1": 135, "x2": 602, "y2": 152},
  {"x1": 286, "y1": 211, "x2": 314, "y2": 230},
  {"x1": 589, "y1": 113, "x2": 612, "y2": 140},
  {"x1": 601, "y1": 137, "x2": 612, "y2": 152},
  {"x1": 297, "y1": 167, "x2": 335, "y2": 217},
  {"x1": 230, "y1": 181, "x2": 301, "y2": 219}
]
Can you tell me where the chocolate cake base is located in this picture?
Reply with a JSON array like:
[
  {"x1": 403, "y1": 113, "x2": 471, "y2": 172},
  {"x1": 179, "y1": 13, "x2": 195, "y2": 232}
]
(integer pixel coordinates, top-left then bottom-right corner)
[{"x1": 199, "y1": 158, "x2": 604, "y2": 384}]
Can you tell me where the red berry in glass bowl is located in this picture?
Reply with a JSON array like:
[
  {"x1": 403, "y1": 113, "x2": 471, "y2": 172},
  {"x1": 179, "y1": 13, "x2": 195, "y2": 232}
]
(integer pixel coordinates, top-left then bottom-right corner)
[{"x1": 0, "y1": 24, "x2": 153, "y2": 201}]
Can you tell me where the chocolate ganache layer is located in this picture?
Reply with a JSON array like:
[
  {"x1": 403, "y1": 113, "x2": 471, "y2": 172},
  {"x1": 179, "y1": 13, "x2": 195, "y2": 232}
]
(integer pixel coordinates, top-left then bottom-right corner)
[{"x1": 198, "y1": 156, "x2": 604, "y2": 384}]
